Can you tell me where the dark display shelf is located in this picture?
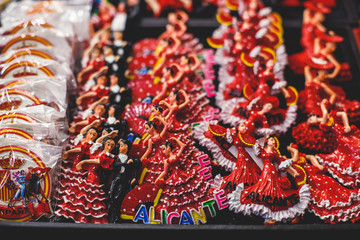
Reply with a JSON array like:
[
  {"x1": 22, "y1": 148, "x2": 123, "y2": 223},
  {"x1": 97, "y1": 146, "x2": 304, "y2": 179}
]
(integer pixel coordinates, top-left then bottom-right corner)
[{"x1": 1, "y1": 0, "x2": 360, "y2": 233}]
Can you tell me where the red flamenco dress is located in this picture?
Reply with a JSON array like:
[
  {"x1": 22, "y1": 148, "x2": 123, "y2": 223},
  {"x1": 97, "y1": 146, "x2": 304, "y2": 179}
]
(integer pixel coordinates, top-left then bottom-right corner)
[
  {"x1": 287, "y1": 24, "x2": 318, "y2": 74},
  {"x1": 156, "y1": 81, "x2": 214, "y2": 125},
  {"x1": 54, "y1": 138, "x2": 97, "y2": 211},
  {"x1": 221, "y1": 74, "x2": 297, "y2": 134},
  {"x1": 121, "y1": 155, "x2": 213, "y2": 223},
  {"x1": 298, "y1": 80, "x2": 360, "y2": 123},
  {"x1": 292, "y1": 120, "x2": 337, "y2": 154},
  {"x1": 211, "y1": 127, "x2": 262, "y2": 195},
  {"x1": 54, "y1": 152, "x2": 114, "y2": 223},
  {"x1": 154, "y1": 155, "x2": 213, "y2": 220},
  {"x1": 315, "y1": 113, "x2": 360, "y2": 188},
  {"x1": 121, "y1": 135, "x2": 210, "y2": 220},
  {"x1": 289, "y1": 32, "x2": 351, "y2": 81},
  {"x1": 163, "y1": 105, "x2": 190, "y2": 133},
  {"x1": 293, "y1": 156, "x2": 360, "y2": 223},
  {"x1": 228, "y1": 144, "x2": 310, "y2": 223},
  {"x1": 141, "y1": 134, "x2": 168, "y2": 185},
  {"x1": 219, "y1": 47, "x2": 258, "y2": 103},
  {"x1": 142, "y1": 132, "x2": 200, "y2": 185}
]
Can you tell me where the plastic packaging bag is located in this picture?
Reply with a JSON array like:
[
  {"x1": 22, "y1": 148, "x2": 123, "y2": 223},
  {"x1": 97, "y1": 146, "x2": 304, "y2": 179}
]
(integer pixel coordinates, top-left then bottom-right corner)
[
  {"x1": 0, "y1": 105, "x2": 65, "y2": 124},
  {"x1": 0, "y1": 58, "x2": 76, "y2": 94},
  {"x1": 0, "y1": 78, "x2": 67, "y2": 113},
  {"x1": 0, "y1": 46, "x2": 73, "y2": 67},
  {"x1": 0, "y1": 122, "x2": 67, "y2": 146},
  {"x1": 0, "y1": 137, "x2": 61, "y2": 221}
]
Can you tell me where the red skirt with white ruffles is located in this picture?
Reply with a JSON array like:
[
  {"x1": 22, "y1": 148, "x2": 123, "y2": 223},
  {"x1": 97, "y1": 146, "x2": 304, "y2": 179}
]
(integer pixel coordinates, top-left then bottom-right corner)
[
  {"x1": 55, "y1": 172, "x2": 108, "y2": 224},
  {"x1": 155, "y1": 166, "x2": 213, "y2": 216},
  {"x1": 305, "y1": 164, "x2": 360, "y2": 223}
]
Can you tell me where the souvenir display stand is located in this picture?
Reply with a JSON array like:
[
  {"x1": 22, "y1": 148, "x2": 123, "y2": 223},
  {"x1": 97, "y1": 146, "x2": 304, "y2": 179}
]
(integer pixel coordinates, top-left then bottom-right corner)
[{"x1": 0, "y1": 0, "x2": 360, "y2": 234}]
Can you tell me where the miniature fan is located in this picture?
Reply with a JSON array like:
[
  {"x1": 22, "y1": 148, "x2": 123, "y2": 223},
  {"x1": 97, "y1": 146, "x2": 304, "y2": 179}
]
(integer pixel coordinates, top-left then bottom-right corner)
[
  {"x1": 132, "y1": 38, "x2": 159, "y2": 57},
  {"x1": 120, "y1": 183, "x2": 161, "y2": 220},
  {"x1": 127, "y1": 75, "x2": 163, "y2": 103},
  {"x1": 122, "y1": 102, "x2": 153, "y2": 135},
  {"x1": 127, "y1": 54, "x2": 158, "y2": 76}
]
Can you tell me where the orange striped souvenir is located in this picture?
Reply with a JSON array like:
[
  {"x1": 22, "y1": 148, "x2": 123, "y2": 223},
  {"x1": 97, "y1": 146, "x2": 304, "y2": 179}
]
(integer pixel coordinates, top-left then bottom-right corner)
[
  {"x1": 1, "y1": 34, "x2": 52, "y2": 54},
  {"x1": 1, "y1": 61, "x2": 54, "y2": 78},
  {"x1": 8, "y1": 21, "x2": 54, "y2": 36},
  {"x1": 0, "y1": 112, "x2": 38, "y2": 124},
  {"x1": 0, "y1": 128, "x2": 34, "y2": 140},
  {"x1": 0, "y1": 88, "x2": 43, "y2": 110},
  {"x1": 3, "y1": 49, "x2": 54, "y2": 63}
]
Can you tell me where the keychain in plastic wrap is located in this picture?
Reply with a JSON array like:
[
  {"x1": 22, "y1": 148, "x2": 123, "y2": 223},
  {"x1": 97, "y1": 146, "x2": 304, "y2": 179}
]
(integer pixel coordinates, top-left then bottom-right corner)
[
  {"x1": 0, "y1": 77, "x2": 67, "y2": 113},
  {"x1": 0, "y1": 105, "x2": 65, "y2": 125},
  {"x1": 0, "y1": 138, "x2": 61, "y2": 221}
]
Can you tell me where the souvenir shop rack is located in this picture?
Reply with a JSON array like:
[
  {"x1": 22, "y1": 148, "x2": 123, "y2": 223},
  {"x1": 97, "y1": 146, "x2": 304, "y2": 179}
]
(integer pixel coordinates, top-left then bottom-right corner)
[{"x1": 0, "y1": 0, "x2": 360, "y2": 233}]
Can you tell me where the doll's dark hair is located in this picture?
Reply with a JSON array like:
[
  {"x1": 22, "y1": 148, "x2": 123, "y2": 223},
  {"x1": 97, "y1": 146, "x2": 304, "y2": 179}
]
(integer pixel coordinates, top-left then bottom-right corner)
[
  {"x1": 119, "y1": 139, "x2": 132, "y2": 153},
  {"x1": 162, "y1": 38, "x2": 171, "y2": 45},
  {"x1": 165, "y1": 66, "x2": 175, "y2": 76},
  {"x1": 264, "y1": 135, "x2": 275, "y2": 147},
  {"x1": 183, "y1": 55, "x2": 191, "y2": 64},
  {"x1": 153, "y1": 104, "x2": 164, "y2": 113},
  {"x1": 94, "y1": 73, "x2": 108, "y2": 84},
  {"x1": 173, "y1": 91, "x2": 181, "y2": 102},
  {"x1": 308, "y1": 113, "x2": 320, "y2": 118},
  {"x1": 162, "y1": 140, "x2": 174, "y2": 150},
  {"x1": 101, "y1": 137, "x2": 115, "y2": 151},
  {"x1": 103, "y1": 44, "x2": 114, "y2": 52},
  {"x1": 83, "y1": 127, "x2": 98, "y2": 138},
  {"x1": 92, "y1": 103, "x2": 107, "y2": 114},
  {"x1": 145, "y1": 121, "x2": 157, "y2": 130},
  {"x1": 108, "y1": 104, "x2": 121, "y2": 118},
  {"x1": 89, "y1": 45, "x2": 103, "y2": 58}
]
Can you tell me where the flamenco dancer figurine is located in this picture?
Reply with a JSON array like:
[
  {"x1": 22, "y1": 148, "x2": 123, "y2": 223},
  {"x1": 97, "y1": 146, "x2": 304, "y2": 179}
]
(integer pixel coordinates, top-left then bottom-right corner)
[
  {"x1": 294, "y1": 99, "x2": 360, "y2": 188},
  {"x1": 63, "y1": 120, "x2": 101, "y2": 170},
  {"x1": 140, "y1": 119, "x2": 169, "y2": 184},
  {"x1": 228, "y1": 136, "x2": 310, "y2": 224},
  {"x1": 210, "y1": 121, "x2": 262, "y2": 193},
  {"x1": 121, "y1": 136, "x2": 214, "y2": 223},
  {"x1": 286, "y1": 143, "x2": 360, "y2": 224},
  {"x1": 298, "y1": 65, "x2": 360, "y2": 122},
  {"x1": 153, "y1": 137, "x2": 213, "y2": 216},
  {"x1": 55, "y1": 131, "x2": 118, "y2": 223}
]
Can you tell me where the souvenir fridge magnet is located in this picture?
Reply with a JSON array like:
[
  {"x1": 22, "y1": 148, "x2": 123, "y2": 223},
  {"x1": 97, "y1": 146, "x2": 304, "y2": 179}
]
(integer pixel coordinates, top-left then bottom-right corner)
[{"x1": 0, "y1": 138, "x2": 60, "y2": 221}]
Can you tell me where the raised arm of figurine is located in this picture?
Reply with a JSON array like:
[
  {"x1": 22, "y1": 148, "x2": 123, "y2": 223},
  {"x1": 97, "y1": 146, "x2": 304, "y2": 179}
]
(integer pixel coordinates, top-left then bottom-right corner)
[
  {"x1": 336, "y1": 111, "x2": 351, "y2": 133},
  {"x1": 168, "y1": 35, "x2": 181, "y2": 55},
  {"x1": 170, "y1": 137, "x2": 186, "y2": 157},
  {"x1": 304, "y1": 65, "x2": 313, "y2": 84},
  {"x1": 283, "y1": 144, "x2": 300, "y2": 178},
  {"x1": 320, "y1": 99, "x2": 329, "y2": 125},
  {"x1": 62, "y1": 148, "x2": 82, "y2": 160},
  {"x1": 287, "y1": 144, "x2": 299, "y2": 163},
  {"x1": 153, "y1": 116, "x2": 168, "y2": 138},
  {"x1": 153, "y1": 81, "x2": 168, "y2": 104},
  {"x1": 76, "y1": 158, "x2": 101, "y2": 171},
  {"x1": 288, "y1": 143, "x2": 324, "y2": 170},
  {"x1": 96, "y1": 130, "x2": 119, "y2": 144},
  {"x1": 159, "y1": 100, "x2": 174, "y2": 121},
  {"x1": 178, "y1": 90, "x2": 190, "y2": 110},
  {"x1": 324, "y1": 53, "x2": 341, "y2": 79},
  {"x1": 141, "y1": 138, "x2": 153, "y2": 161}
]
